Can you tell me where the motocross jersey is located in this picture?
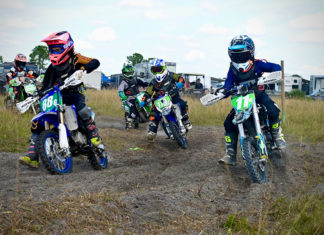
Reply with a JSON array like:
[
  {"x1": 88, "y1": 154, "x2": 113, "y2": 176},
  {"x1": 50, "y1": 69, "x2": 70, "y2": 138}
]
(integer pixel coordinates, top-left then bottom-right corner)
[
  {"x1": 145, "y1": 72, "x2": 184, "y2": 99},
  {"x1": 118, "y1": 77, "x2": 148, "y2": 97},
  {"x1": 6, "y1": 66, "x2": 38, "y2": 83},
  {"x1": 41, "y1": 53, "x2": 99, "y2": 93},
  {"x1": 223, "y1": 59, "x2": 281, "y2": 91}
]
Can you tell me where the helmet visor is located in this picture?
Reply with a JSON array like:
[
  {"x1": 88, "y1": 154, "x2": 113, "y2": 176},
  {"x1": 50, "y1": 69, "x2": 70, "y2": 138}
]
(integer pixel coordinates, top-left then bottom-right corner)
[
  {"x1": 230, "y1": 51, "x2": 252, "y2": 63},
  {"x1": 151, "y1": 66, "x2": 165, "y2": 75},
  {"x1": 49, "y1": 44, "x2": 65, "y2": 55},
  {"x1": 123, "y1": 70, "x2": 135, "y2": 77},
  {"x1": 15, "y1": 61, "x2": 26, "y2": 69}
]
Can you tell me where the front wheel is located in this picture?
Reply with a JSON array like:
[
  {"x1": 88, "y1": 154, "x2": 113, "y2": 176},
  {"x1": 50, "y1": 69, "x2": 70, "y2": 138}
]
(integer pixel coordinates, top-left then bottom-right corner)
[
  {"x1": 241, "y1": 137, "x2": 267, "y2": 183},
  {"x1": 169, "y1": 121, "x2": 187, "y2": 149},
  {"x1": 37, "y1": 130, "x2": 72, "y2": 174}
]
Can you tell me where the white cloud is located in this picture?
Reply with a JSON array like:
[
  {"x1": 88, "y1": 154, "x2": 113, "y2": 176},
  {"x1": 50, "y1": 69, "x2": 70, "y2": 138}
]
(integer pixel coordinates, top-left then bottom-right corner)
[
  {"x1": 185, "y1": 50, "x2": 205, "y2": 61},
  {"x1": 88, "y1": 27, "x2": 116, "y2": 41},
  {"x1": 200, "y1": 24, "x2": 228, "y2": 35},
  {"x1": 288, "y1": 12, "x2": 324, "y2": 29},
  {"x1": 3, "y1": 18, "x2": 37, "y2": 29},
  {"x1": 201, "y1": 2, "x2": 219, "y2": 13},
  {"x1": 293, "y1": 29, "x2": 324, "y2": 43},
  {"x1": 74, "y1": 38, "x2": 94, "y2": 50},
  {"x1": 246, "y1": 18, "x2": 266, "y2": 36},
  {"x1": 145, "y1": 10, "x2": 169, "y2": 20},
  {"x1": 119, "y1": 0, "x2": 153, "y2": 8},
  {"x1": 2, "y1": 0, "x2": 26, "y2": 9}
]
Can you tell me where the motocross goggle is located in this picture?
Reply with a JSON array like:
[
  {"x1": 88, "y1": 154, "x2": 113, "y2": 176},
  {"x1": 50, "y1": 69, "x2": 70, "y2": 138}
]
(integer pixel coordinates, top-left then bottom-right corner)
[
  {"x1": 15, "y1": 61, "x2": 26, "y2": 69},
  {"x1": 151, "y1": 65, "x2": 166, "y2": 75},
  {"x1": 48, "y1": 44, "x2": 65, "y2": 55},
  {"x1": 229, "y1": 50, "x2": 253, "y2": 64}
]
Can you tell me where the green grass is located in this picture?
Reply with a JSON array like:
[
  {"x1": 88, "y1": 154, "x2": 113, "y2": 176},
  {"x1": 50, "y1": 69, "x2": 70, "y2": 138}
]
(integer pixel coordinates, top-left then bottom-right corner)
[
  {"x1": 222, "y1": 192, "x2": 324, "y2": 235},
  {"x1": 0, "y1": 101, "x2": 33, "y2": 152}
]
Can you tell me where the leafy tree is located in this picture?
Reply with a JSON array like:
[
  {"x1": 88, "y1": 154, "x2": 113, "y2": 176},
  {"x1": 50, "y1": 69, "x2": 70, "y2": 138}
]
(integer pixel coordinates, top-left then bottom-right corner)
[
  {"x1": 0, "y1": 56, "x2": 3, "y2": 63},
  {"x1": 29, "y1": 45, "x2": 49, "y2": 69},
  {"x1": 142, "y1": 57, "x2": 155, "y2": 63},
  {"x1": 127, "y1": 53, "x2": 144, "y2": 66}
]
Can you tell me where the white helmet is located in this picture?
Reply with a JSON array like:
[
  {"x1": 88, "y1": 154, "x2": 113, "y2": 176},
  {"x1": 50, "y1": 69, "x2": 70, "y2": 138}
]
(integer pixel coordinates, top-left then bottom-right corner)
[{"x1": 150, "y1": 58, "x2": 168, "y2": 82}]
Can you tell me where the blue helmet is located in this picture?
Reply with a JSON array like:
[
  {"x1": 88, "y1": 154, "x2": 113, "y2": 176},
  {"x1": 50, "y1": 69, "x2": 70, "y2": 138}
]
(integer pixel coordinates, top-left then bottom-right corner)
[{"x1": 228, "y1": 35, "x2": 255, "y2": 64}]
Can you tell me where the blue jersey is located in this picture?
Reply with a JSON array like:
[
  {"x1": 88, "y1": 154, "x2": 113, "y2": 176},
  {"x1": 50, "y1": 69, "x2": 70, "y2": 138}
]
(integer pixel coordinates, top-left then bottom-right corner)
[{"x1": 223, "y1": 59, "x2": 281, "y2": 91}]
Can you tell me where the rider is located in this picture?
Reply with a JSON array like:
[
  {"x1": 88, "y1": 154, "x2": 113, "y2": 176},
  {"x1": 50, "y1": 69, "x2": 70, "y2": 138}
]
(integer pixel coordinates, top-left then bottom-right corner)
[
  {"x1": 19, "y1": 31, "x2": 104, "y2": 168},
  {"x1": 6, "y1": 54, "x2": 39, "y2": 100},
  {"x1": 118, "y1": 64, "x2": 148, "y2": 129},
  {"x1": 218, "y1": 35, "x2": 286, "y2": 166},
  {"x1": 141, "y1": 58, "x2": 192, "y2": 141}
]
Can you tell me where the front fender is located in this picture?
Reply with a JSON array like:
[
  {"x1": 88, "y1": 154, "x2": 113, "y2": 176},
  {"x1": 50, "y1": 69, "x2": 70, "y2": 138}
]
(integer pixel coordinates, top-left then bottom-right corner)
[{"x1": 32, "y1": 112, "x2": 71, "y2": 137}]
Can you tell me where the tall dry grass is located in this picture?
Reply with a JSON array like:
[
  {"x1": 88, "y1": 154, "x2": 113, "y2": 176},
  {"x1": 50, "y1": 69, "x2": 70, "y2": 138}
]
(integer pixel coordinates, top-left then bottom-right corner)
[{"x1": 1, "y1": 90, "x2": 323, "y2": 152}]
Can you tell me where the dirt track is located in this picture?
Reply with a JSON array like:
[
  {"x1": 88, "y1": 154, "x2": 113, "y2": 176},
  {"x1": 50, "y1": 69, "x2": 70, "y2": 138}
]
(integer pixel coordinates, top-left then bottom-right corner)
[{"x1": 0, "y1": 115, "x2": 324, "y2": 233}]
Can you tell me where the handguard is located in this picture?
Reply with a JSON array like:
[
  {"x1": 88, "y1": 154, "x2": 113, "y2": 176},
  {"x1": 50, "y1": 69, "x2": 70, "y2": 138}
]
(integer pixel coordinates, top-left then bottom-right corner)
[
  {"x1": 200, "y1": 91, "x2": 226, "y2": 106},
  {"x1": 258, "y1": 71, "x2": 282, "y2": 86}
]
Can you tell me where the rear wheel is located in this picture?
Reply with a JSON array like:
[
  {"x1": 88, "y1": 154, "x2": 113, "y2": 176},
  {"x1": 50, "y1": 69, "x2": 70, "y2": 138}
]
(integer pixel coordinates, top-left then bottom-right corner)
[
  {"x1": 242, "y1": 137, "x2": 267, "y2": 183},
  {"x1": 37, "y1": 130, "x2": 72, "y2": 174},
  {"x1": 169, "y1": 121, "x2": 187, "y2": 149}
]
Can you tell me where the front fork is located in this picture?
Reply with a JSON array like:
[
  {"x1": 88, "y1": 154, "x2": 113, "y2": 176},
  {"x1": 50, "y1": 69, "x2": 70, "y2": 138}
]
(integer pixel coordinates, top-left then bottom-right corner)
[
  {"x1": 238, "y1": 101, "x2": 268, "y2": 161},
  {"x1": 57, "y1": 106, "x2": 70, "y2": 154}
]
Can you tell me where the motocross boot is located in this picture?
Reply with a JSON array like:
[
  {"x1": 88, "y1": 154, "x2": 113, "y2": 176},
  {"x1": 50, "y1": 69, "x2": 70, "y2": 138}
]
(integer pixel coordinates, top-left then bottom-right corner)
[
  {"x1": 85, "y1": 118, "x2": 102, "y2": 147},
  {"x1": 271, "y1": 121, "x2": 286, "y2": 149},
  {"x1": 182, "y1": 113, "x2": 192, "y2": 130},
  {"x1": 218, "y1": 133, "x2": 238, "y2": 166},
  {"x1": 147, "y1": 120, "x2": 158, "y2": 142},
  {"x1": 19, "y1": 134, "x2": 39, "y2": 168},
  {"x1": 125, "y1": 118, "x2": 133, "y2": 129}
]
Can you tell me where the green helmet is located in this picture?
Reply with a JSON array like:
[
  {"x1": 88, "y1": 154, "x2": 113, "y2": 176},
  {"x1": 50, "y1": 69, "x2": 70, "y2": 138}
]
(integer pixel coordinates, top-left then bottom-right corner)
[{"x1": 122, "y1": 65, "x2": 135, "y2": 80}]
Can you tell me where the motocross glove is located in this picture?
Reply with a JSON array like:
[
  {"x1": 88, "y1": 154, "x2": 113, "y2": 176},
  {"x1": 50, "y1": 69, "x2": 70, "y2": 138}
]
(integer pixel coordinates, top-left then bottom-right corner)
[
  {"x1": 176, "y1": 82, "x2": 183, "y2": 89},
  {"x1": 139, "y1": 101, "x2": 145, "y2": 108},
  {"x1": 119, "y1": 91, "x2": 128, "y2": 101}
]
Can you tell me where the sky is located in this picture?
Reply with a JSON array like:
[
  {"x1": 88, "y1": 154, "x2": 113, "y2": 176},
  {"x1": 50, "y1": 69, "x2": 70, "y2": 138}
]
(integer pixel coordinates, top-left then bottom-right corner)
[{"x1": 1, "y1": 0, "x2": 324, "y2": 79}]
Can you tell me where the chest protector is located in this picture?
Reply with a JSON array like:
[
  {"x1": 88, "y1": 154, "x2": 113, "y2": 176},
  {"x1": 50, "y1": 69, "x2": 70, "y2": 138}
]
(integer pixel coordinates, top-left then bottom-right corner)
[
  {"x1": 152, "y1": 72, "x2": 178, "y2": 97},
  {"x1": 231, "y1": 63, "x2": 257, "y2": 85},
  {"x1": 124, "y1": 78, "x2": 140, "y2": 96}
]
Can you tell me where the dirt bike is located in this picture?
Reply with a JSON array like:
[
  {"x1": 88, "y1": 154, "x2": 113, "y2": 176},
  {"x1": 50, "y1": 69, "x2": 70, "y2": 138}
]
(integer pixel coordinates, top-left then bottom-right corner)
[
  {"x1": 16, "y1": 71, "x2": 108, "y2": 174},
  {"x1": 153, "y1": 92, "x2": 188, "y2": 149},
  {"x1": 4, "y1": 76, "x2": 41, "y2": 114},
  {"x1": 200, "y1": 71, "x2": 285, "y2": 183},
  {"x1": 121, "y1": 92, "x2": 152, "y2": 128}
]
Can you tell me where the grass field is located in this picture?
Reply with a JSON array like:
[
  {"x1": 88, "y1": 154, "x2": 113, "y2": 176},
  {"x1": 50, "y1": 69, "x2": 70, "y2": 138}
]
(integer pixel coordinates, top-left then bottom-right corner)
[{"x1": 1, "y1": 89, "x2": 323, "y2": 152}]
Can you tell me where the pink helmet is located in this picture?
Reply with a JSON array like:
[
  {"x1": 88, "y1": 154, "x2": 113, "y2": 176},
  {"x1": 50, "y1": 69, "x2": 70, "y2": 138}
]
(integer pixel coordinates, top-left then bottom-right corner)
[
  {"x1": 14, "y1": 53, "x2": 27, "y2": 71},
  {"x1": 42, "y1": 31, "x2": 74, "y2": 66}
]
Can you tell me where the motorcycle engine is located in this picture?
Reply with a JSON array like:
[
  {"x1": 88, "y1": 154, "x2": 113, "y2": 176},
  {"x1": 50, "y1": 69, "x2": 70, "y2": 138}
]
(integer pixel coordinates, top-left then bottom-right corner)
[{"x1": 71, "y1": 131, "x2": 88, "y2": 146}]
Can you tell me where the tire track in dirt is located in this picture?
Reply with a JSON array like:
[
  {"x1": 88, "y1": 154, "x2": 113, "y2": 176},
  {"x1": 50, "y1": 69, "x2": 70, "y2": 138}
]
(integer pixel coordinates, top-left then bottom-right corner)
[{"x1": 0, "y1": 115, "x2": 323, "y2": 232}]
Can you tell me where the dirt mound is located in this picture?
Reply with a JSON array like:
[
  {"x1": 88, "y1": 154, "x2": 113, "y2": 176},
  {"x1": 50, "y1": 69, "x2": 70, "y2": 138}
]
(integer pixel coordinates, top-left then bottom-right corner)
[{"x1": 0, "y1": 115, "x2": 323, "y2": 233}]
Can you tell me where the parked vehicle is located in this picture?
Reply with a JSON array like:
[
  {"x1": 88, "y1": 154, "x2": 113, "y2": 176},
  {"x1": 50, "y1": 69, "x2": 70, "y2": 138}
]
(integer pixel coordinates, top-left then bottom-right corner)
[{"x1": 307, "y1": 88, "x2": 324, "y2": 100}]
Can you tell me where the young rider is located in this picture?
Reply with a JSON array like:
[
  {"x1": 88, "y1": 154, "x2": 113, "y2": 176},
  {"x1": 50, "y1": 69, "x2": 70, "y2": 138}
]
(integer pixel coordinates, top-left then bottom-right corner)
[
  {"x1": 141, "y1": 58, "x2": 192, "y2": 141},
  {"x1": 118, "y1": 64, "x2": 148, "y2": 129},
  {"x1": 218, "y1": 35, "x2": 286, "y2": 166},
  {"x1": 6, "y1": 54, "x2": 39, "y2": 100},
  {"x1": 19, "y1": 31, "x2": 105, "y2": 168}
]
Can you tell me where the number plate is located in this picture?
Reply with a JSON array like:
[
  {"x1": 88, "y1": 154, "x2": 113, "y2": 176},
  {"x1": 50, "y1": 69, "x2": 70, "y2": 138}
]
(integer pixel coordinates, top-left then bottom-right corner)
[
  {"x1": 40, "y1": 90, "x2": 61, "y2": 112},
  {"x1": 154, "y1": 95, "x2": 171, "y2": 111},
  {"x1": 231, "y1": 93, "x2": 255, "y2": 111}
]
